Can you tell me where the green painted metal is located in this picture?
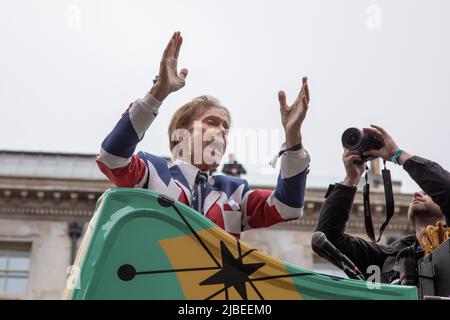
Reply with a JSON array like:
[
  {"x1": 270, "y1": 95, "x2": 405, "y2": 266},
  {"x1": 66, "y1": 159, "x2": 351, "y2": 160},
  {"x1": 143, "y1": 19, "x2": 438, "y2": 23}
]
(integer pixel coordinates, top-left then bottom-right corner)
[{"x1": 66, "y1": 188, "x2": 418, "y2": 300}]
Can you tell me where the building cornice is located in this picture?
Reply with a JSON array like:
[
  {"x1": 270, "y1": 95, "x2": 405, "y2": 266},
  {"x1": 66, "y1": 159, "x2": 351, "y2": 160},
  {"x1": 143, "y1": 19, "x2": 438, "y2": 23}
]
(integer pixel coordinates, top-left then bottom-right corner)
[{"x1": 0, "y1": 176, "x2": 415, "y2": 234}]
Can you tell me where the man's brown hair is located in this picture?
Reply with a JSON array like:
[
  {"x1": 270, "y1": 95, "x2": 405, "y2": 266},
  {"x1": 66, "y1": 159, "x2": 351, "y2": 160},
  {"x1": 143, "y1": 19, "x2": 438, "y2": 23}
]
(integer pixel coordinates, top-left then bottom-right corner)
[
  {"x1": 407, "y1": 203, "x2": 444, "y2": 227},
  {"x1": 167, "y1": 95, "x2": 231, "y2": 150}
]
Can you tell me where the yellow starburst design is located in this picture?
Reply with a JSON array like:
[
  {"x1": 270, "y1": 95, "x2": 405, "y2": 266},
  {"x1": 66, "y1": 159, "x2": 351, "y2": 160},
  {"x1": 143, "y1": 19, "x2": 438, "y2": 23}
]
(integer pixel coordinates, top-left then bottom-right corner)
[{"x1": 159, "y1": 226, "x2": 303, "y2": 300}]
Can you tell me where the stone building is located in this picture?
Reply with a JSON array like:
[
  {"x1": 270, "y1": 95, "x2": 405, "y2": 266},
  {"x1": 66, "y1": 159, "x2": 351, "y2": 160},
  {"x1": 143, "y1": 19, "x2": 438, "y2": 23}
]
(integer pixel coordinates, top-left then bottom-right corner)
[{"x1": 0, "y1": 151, "x2": 414, "y2": 299}]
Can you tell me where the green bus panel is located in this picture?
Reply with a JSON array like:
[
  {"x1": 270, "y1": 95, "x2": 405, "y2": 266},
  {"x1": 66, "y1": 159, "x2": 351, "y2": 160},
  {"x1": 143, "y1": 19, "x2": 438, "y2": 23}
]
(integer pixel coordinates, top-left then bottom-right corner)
[{"x1": 64, "y1": 188, "x2": 418, "y2": 300}]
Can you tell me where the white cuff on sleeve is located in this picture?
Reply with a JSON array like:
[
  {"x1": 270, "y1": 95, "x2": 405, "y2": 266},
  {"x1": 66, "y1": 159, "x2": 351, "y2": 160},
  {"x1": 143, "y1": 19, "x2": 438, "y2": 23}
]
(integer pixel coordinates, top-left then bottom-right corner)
[
  {"x1": 280, "y1": 148, "x2": 310, "y2": 179},
  {"x1": 128, "y1": 92, "x2": 162, "y2": 140},
  {"x1": 138, "y1": 92, "x2": 162, "y2": 114}
]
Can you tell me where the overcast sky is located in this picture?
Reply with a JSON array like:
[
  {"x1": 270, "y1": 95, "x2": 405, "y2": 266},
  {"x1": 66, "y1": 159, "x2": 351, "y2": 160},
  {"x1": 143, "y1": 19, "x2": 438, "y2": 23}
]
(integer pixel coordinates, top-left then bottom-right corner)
[{"x1": 1, "y1": 0, "x2": 449, "y2": 193}]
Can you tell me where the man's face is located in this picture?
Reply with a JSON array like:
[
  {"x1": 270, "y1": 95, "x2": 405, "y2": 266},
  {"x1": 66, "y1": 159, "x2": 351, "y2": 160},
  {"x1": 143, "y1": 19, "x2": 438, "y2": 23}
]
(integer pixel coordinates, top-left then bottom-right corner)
[
  {"x1": 188, "y1": 107, "x2": 230, "y2": 170},
  {"x1": 408, "y1": 191, "x2": 444, "y2": 229}
]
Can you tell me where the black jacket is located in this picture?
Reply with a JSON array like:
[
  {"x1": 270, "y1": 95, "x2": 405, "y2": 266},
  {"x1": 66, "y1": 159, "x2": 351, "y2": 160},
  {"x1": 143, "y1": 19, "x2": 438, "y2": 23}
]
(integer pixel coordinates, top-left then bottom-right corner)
[
  {"x1": 315, "y1": 156, "x2": 450, "y2": 283},
  {"x1": 222, "y1": 161, "x2": 247, "y2": 177}
]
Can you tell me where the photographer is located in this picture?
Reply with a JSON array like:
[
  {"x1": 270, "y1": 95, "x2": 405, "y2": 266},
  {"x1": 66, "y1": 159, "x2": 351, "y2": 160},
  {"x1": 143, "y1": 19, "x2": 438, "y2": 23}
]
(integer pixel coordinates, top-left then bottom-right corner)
[{"x1": 315, "y1": 124, "x2": 450, "y2": 283}]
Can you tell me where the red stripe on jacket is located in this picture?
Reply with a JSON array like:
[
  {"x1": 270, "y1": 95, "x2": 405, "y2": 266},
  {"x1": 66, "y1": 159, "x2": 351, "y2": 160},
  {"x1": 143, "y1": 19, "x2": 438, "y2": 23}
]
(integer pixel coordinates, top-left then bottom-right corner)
[
  {"x1": 96, "y1": 155, "x2": 146, "y2": 188},
  {"x1": 245, "y1": 189, "x2": 284, "y2": 229}
]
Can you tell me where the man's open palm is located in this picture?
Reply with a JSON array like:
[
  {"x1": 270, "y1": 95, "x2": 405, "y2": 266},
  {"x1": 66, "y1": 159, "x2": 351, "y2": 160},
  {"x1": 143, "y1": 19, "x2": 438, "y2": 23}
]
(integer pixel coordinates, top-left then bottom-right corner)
[{"x1": 155, "y1": 32, "x2": 189, "y2": 99}]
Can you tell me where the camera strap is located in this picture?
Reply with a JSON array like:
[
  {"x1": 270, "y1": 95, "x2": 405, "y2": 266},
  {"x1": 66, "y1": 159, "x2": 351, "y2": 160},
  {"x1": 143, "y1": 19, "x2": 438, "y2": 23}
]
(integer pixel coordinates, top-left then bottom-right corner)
[{"x1": 363, "y1": 160, "x2": 395, "y2": 242}]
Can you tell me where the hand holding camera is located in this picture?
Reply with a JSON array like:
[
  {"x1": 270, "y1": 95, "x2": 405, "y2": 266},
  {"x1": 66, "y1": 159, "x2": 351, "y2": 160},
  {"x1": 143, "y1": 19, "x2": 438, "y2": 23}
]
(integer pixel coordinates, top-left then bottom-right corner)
[
  {"x1": 342, "y1": 124, "x2": 412, "y2": 165},
  {"x1": 361, "y1": 124, "x2": 400, "y2": 162},
  {"x1": 342, "y1": 149, "x2": 366, "y2": 186}
]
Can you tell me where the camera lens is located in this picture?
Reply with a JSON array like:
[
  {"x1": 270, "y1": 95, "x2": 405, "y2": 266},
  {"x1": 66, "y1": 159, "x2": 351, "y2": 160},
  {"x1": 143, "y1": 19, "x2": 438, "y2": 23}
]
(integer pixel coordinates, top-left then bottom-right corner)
[
  {"x1": 347, "y1": 133, "x2": 358, "y2": 145},
  {"x1": 342, "y1": 127, "x2": 363, "y2": 150}
]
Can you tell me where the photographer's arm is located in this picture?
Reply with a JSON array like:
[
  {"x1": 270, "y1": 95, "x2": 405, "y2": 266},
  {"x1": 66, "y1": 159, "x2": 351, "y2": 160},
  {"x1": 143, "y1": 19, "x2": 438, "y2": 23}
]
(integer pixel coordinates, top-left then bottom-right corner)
[
  {"x1": 403, "y1": 157, "x2": 450, "y2": 223},
  {"x1": 363, "y1": 125, "x2": 450, "y2": 223},
  {"x1": 315, "y1": 150, "x2": 386, "y2": 275},
  {"x1": 97, "y1": 32, "x2": 188, "y2": 187}
]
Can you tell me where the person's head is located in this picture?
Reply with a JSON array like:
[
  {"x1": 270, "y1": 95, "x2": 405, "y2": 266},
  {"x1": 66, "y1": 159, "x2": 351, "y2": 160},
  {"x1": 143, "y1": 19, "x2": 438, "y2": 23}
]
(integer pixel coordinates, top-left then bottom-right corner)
[
  {"x1": 168, "y1": 95, "x2": 231, "y2": 172},
  {"x1": 407, "y1": 191, "x2": 445, "y2": 237}
]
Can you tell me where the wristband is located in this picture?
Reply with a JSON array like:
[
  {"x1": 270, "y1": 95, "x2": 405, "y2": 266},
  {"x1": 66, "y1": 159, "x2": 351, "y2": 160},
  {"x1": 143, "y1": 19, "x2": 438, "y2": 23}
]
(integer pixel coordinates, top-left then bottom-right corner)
[
  {"x1": 278, "y1": 142, "x2": 303, "y2": 156},
  {"x1": 390, "y1": 149, "x2": 404, "y2": 165},
  {"x1": 268, "y1": 142, "x2": 303, "y2": 168}
]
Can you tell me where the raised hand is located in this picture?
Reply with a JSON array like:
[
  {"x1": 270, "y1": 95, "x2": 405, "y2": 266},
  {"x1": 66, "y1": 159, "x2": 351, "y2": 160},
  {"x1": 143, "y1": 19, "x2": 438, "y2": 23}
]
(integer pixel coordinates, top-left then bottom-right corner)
[
  {"x1": 342, "y1": 149, "x2": 366, "y2": 186},
  {"x1": 278, "y1": 77, "x2": 310, "y2": 148},
  {"x1": 362, "y1": 124, "x2": 413, "y2": 165},
  {"x1": 150, "y1": 32, "x2": 189, "y2": 102},
  {"x1": 361, "y1": 125, "x2": 400, "y2": 161}
]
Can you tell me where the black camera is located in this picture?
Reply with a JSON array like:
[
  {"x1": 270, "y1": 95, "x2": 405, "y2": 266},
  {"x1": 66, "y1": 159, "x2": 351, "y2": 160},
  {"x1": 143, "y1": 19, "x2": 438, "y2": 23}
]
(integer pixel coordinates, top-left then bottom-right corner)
[{"x1": 341, "y1": 127, "x2": 384, "y2": 163}]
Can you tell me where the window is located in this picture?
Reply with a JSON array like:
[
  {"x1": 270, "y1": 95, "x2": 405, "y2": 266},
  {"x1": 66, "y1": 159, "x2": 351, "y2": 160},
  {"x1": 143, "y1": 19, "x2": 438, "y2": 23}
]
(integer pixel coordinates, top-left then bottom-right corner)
[{"x1": 0, "y1": 242, "x2": 31, "y2": 295}]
